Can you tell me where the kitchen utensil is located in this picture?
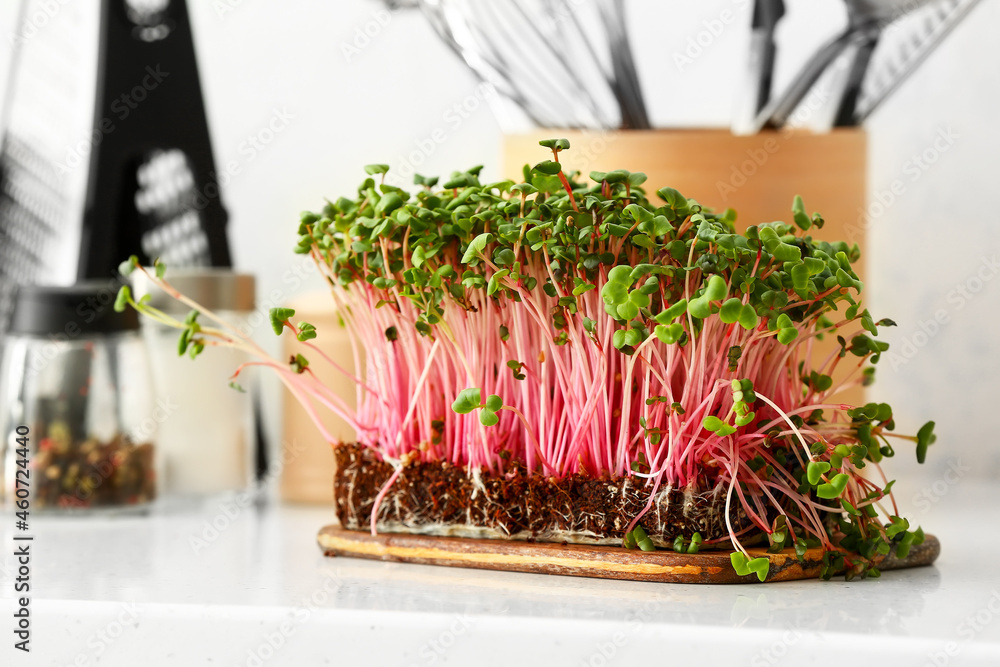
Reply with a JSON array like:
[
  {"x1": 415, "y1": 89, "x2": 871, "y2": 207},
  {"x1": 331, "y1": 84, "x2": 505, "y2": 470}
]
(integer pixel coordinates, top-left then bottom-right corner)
[
  {"x1": 732, "y1": 0, "x2": 785, "y2": 135},
  {"x1": 0, "y1": 0, "x2": 96, "y2": 339},
  {"x1": 78, "y1": 0, "x2": 231, "y2": 278},
  {"x1": 831, "y1": 22, "x2": 882, "y2": 126},
  {"x1": 753, "y1": 0, "x2": 941, "y2": 131},
  {"x1": 408, "y1": 0, "x2": 648, "y2": 131},
  {"x1": 595, "y1": 0, "x2": 650, "y2": 129},
  {"x1": 854, "y1": 0, "x2": 981, "y2": 122},
  {"x1": 0, "y1": 0, "x2": 231, "y2": 341}
]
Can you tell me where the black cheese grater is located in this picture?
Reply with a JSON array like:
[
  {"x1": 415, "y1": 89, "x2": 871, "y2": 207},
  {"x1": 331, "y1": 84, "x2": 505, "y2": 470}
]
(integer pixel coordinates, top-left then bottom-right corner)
[
  {"x1": 0, "y1": 0, "x2": 231, "y2": 338},
  {"x1": 78, "y1": 0, "x2": 231, "y2": 279}
]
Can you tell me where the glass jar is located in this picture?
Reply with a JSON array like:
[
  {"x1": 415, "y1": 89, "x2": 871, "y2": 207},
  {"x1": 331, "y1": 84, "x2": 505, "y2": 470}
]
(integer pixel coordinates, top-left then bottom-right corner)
[
  {"x1": 132, "y1": 269, "x2": 257, "y2": 500},
  {"x1": 0, "y1": 282, "x2": 159, "y2": 512}
]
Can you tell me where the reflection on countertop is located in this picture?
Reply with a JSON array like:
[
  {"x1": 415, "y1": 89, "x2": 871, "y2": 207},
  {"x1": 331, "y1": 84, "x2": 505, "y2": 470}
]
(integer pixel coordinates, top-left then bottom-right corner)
[{"x1": 2, "y1": 481, "x2": 998, "y2": 666}]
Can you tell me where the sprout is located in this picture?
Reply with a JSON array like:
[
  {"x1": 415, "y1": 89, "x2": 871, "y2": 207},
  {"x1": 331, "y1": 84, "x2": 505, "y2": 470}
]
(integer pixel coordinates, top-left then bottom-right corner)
[{"x1": 114, "y1": 142, "x2": 934, "y2": 581}]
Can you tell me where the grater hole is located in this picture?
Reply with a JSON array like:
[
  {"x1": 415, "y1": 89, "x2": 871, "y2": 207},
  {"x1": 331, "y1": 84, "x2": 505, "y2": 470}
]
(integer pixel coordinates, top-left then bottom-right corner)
[
  {"x1": 124, "y1": 0, "x2": 173, "y2": 42},
  {"x1": 134, "y1": 148, "x2": 211, "y2": 267}
]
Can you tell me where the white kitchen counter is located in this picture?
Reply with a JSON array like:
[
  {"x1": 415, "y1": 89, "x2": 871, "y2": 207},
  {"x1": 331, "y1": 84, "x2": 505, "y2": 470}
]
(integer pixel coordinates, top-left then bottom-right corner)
[{"x1": 3, "y1": 480, "x2": 1000, "y2": 667}]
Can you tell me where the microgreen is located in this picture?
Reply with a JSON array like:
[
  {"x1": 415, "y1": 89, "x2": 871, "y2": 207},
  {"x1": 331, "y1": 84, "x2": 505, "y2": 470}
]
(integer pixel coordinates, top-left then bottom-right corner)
[
  {"x1": 118, "y1": 139, "x2": 936, "y2": 582},
  {"x1": 730, "y1": 552, "x2": 770, "y2": 582}
]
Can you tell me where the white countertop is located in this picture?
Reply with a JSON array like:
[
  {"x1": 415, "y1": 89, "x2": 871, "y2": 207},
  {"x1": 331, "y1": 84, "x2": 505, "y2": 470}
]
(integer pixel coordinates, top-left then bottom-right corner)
[{"x1": 3, "y1": 481, "x2": 1000, "y2": 667}]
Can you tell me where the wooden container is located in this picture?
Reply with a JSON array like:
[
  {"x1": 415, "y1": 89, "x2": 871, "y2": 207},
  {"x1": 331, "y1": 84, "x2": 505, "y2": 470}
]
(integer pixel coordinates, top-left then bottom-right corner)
[
  {"x1": 505, "y1": 129, "x2": 868, "y2": 406},
  {"x1": 280, "y1": 291, "x2": 360, "y2": 503}
]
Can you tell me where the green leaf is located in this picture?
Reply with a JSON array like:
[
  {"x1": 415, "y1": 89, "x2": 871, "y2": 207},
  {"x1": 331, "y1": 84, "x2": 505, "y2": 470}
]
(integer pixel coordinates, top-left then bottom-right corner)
[
  {"x1": 494, "y1": 248, "x2": 516, "y2": 266},
  {"x1": 704, "y1": 275, "x2": 728, "y2": 301},
  {"x1": 451, "y1": 388, "x2": 482, "y2": 414},
  {"x1": 730, "y1": 551, "x2": 750, "y2": 575},
  {"x1": 807, "y1": 460, "x2": 831, "y2": 485},
  {"x1": 485, "y1": 394, "x2": 503, "y2": 412},
  {"x1": 772, "y1": 242, "x2": 801, "y2": 263},
  {"x1": 118, "y1": 255, "x2": 139, "y2": 277},
  {"x1": 654, "y1": 323, "x2": 684, "y2": 345},
  {"x1": 479, "y1": 409, "x2": 499, "y2": 426},
  {"x1": 411, "y1": 245, "x2": 427, "y2": 268},
  {"x1": 790, "y1": 262, "x2": 809, "y2": 292},
  {"x1": 729, "y1": 553, "x2": 769, "y2": 581},
  {"x1": 719, "y1": 298, "x2": 743, "y2": 324},
  {"x1": 114, "y1": 286, "x2": 131, "y2": 313},
  {"x1": 654, "y1": 299, "x2": 688, "y2": 324},
  {"x1": 777, "y1": 327, "x2": 798, "y2": 345},
  {"x1": 916, "y1": 421, "x2": 936, "y2": 463},
  {"x1": 375, "y1": 192, "x2": 403, "y2": 216},
  {"x1": 792, "y1": 195, "x2": 811, "y2": 231},
  {"x1": 539, "y1": 138, "x2": 570, "y2": 150},
  {"x1": 703, "y1": 416, "x2": 737, "y2": 436},
  {"x1": 748, "y1": 557, "x2": 769, "y2": 582},
  {"x1": 737, "y1": 304, "x2": 759, "y2": 330},
  {"x1": 154, "y1": 259, "x2": 166, "y2": 279},
  {"x1": 177, "y1": 328, "x2": 191, "y2": 356},
  {"x1": 364, "y1": 163, "x2": 390, "y2": 175},
  {"x1": 269, "y1": 307, "x2": 296, "y2": 335},
  {"x1": 885, "y1": 515, "x2": 910, "y2": 539},
  {"x1": 688, "y1": 296, "x2": 711, "y2": 319},
  {"x1": 461, "y1": 233, "x2": 494, "y2": 264},
  {"x1": 533, "y1": 160, "x2": 562, "y2": 176},
  {"x1": 816, "y1": 473, "x2": 850, "y2": 499},
  {"x1": 616, "y1": 300, "x2": 640, "y2": 321}
]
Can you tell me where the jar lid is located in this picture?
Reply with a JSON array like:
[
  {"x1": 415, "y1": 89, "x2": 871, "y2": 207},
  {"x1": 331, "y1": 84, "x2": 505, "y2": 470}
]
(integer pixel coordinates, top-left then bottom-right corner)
[
  {"x1": 8, "y1": 281, "x2": 139, "y2": 336},
  {"x1": 132, "y1": 268, "x2": 256, "y2": 314}
]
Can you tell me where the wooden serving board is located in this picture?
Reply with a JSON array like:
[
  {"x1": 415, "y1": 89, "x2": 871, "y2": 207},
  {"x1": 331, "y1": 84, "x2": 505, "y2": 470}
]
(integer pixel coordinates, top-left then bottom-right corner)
[{"x1": 317, "y1": 526, "x2": 939, "y2": 584}]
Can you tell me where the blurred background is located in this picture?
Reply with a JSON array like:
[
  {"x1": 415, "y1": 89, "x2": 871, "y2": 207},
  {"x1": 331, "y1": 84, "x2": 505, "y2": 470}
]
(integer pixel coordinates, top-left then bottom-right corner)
[{"x1": 0, "y1": 0, "x2": 996, "y2": 509}]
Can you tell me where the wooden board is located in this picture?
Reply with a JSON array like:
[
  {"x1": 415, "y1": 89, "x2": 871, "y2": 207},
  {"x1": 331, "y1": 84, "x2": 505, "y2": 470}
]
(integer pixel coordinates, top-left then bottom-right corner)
[{"x1": 318, "y1": 526, "x2": 939, "y2": 585}]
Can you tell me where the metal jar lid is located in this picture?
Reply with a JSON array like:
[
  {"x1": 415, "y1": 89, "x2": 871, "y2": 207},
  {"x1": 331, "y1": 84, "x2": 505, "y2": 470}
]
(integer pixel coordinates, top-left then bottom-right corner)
[
  {"x1": 8, "y1": 281, "x2": 139, "y2": 336},
  {"x1": 131, "y1": 268, "x2": 256, "y2": 314}
]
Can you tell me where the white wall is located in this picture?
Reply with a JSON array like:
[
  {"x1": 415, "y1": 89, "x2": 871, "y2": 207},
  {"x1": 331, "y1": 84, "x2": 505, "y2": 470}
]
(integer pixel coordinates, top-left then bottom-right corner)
[{"x1": 1, "y1": 0, "x2": 996, "y2": 490}]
